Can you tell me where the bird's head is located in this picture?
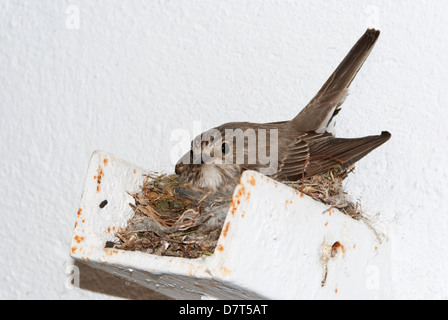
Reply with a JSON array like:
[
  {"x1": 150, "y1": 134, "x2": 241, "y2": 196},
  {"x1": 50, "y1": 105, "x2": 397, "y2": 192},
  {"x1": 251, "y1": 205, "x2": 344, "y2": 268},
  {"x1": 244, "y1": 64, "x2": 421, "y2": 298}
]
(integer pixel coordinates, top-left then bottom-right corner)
[
  {"x1": 175, "y1": 124, "x2": 242, "y2": 192},
  {"x1": 175, "y1": 122, "x2": 279, "y2": 191}
]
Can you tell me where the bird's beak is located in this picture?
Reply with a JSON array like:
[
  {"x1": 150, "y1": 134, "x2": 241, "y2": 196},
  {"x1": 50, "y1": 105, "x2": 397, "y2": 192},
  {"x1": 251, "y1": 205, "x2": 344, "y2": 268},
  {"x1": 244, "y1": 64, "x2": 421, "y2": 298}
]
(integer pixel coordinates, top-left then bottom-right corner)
[{"x1": 175, "y1": 162, "x2": 185, "y2": 174}]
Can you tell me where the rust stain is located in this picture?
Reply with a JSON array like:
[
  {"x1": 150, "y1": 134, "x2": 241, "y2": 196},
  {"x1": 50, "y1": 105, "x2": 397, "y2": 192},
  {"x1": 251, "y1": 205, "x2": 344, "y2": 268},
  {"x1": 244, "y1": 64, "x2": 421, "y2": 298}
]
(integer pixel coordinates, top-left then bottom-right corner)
[
  {"x1": 325, "y1": 222, "x2": 328, "y2": 227},
  {"x1": 229, "y1": 183, "x2": 247, "y2": 216},
  {"x1": 74, "y1": 235, "x2": 85, "y2": 244},
  {"x1": 71, "y1": 246, "x2": 77, "y2": 254},
  {"x1": 374, "y1": 246, "x2": 378, "y2": 251},
  {"x1": 220, "y1": 267, "x2": 232, "y2": 277},
  {"x1": 104, "y1": 249, "x2": 119, "y2": 256},
  {"x1": 222, "y1": 222, "x2": 231, "y2": 238},
  {"x1": 216, "y1": 244, "x2": 224, "y2": 252},
  {"x1": 103, "y1": 157, "x2": 109, "y2": 166},
  {"x1": 77, "y1": 208, "x2": 83, "y2": 218},
  {"x1": 133, "y1": 169, "x2": 136, "y2": 174},
  {"x1": 335, "y1": 288, "x2": 338, "y2": 294},
  {"x1": 229, "y1": 200, "x2": 237, "y2": 216},
  {"x1": 248, "y1": 175, "x2": 256, "y2": 186},
  {"x1": 242, "y1": 210, "x2": 246, "y2": 218},
  {"x1": 235, "y1": 183, "x2": 246, "y2": 198},
  {"x1": 97, "y1": 166, "x2": 104, "y2": 183},
  {"x1": 353, "y1": 244, "x2": 357, "y2": 249},
  {"x1": 106, "y1": 226, "x2": 116, "y2": 233},
  {"x1": 74, "y1": 221, "x2": 78, "y2": 229},
  {"x1": 96, "y1": 165, "x2": 104, "y2": 193},
  {"x1": 300, "y1": 192, "x2": 304, "y2": 198}
]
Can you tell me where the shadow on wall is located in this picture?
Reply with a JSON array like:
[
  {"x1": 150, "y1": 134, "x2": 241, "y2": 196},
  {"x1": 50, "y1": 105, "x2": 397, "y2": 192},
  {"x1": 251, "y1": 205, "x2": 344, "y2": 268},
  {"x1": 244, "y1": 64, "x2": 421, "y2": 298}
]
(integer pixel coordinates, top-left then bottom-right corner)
[{"x1": 75, "y1": 261, "x2": 171, "y2": 300}]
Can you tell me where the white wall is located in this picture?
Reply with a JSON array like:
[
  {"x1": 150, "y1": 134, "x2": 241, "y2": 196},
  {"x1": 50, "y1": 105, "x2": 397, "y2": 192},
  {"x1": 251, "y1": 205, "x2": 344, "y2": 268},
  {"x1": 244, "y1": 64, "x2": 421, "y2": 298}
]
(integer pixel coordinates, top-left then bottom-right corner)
[{"x1": 1, "y1": 0, "x2": 447, "y2": 299}]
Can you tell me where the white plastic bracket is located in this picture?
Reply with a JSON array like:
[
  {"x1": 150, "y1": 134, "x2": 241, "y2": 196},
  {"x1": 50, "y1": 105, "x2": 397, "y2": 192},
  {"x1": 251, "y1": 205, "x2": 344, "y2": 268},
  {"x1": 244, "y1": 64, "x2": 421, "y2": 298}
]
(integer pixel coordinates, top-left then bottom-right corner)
[{"x1": 71, "y1": 151, "x2": 391, "y2": 299}]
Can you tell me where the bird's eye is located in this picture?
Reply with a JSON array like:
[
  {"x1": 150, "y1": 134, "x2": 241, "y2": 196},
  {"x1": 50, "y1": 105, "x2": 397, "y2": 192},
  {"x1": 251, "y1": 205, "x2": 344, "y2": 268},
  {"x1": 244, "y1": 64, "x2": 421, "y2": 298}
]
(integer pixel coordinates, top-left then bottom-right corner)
[{"x1": 222, "y1": 142, "x2": 230, "y2": 155}]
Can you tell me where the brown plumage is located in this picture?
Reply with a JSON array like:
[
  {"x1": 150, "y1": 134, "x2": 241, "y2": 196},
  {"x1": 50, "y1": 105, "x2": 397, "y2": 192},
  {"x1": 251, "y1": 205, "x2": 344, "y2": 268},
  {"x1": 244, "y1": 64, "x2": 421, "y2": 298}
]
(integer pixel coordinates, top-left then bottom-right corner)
[{"x1": 175, "y1": 29, "x2": 391, "y2": 192}]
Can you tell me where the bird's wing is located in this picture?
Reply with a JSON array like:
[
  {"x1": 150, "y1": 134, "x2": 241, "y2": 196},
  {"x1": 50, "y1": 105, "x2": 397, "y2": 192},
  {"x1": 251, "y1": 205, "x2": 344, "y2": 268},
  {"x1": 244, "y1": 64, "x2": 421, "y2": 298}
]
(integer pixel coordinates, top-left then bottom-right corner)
[
  {"x1": 275, "y1": 131, "x2": 391, "y2": 182},
  {"x1": 291, "y1": 29, "x2": 380, "y2": 133}
]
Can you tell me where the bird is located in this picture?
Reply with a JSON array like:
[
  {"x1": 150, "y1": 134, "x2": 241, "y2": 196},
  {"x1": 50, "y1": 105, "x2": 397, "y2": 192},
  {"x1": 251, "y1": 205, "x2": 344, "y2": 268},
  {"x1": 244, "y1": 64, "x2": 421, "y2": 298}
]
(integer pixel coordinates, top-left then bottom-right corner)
[{"x1": 175, "y1": 29, "x2": 391, "y2": 193}]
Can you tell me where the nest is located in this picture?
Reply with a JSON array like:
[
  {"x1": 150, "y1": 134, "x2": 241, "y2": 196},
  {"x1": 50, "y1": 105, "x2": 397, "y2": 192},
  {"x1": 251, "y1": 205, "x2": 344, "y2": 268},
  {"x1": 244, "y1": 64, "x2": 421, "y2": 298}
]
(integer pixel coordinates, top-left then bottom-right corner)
[
  {"x1": 111, "y1": 166, "x2": 363, "y2": 259},
  {"x1": 112, "y1": 173, "x2": 232, "y2": 259},
  {"x1": 283, "y1": 165, "x2": 363, "y2": 219}
]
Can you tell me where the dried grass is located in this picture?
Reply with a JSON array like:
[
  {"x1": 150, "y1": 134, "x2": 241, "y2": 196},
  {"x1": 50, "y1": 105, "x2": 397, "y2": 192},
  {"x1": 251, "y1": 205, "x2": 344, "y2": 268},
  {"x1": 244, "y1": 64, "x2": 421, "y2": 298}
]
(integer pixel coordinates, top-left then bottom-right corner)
[
  {"x1": 283, "y1": 165, "x2": 364, "y2": 219},
  {"x1": 111, "y1": 166, "x2": 364, "y2": 259},
  {"x1": 112, "y1": 173, "x2": 230, "y2": 259}
]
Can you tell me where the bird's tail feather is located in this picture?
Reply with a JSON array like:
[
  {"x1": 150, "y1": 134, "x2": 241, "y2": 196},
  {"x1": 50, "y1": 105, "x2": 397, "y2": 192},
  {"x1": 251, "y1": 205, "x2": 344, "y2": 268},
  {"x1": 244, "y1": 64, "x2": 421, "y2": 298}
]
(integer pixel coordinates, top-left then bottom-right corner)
[
  {"x1": 291, "y1": 29, "x2": 381, "y2": 133},
  {"x1": 304, "y1": 131, "x2": 391, "y2": 177}
]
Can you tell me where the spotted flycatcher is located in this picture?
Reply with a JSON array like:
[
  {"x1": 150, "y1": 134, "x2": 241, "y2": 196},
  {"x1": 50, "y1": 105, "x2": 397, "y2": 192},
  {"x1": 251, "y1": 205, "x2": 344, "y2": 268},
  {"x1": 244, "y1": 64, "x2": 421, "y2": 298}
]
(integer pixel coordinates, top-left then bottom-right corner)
[{"x1": 175, "y1": 29, "x2": 390, "y2": 192}]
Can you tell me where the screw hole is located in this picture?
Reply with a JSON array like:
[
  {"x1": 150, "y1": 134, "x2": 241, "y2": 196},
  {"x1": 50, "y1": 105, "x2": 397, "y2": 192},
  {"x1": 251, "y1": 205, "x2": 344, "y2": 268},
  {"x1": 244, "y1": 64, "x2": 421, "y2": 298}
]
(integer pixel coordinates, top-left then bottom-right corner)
[{"x1": 331, "y1": 241, "x2": 343, "y2": 257}]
